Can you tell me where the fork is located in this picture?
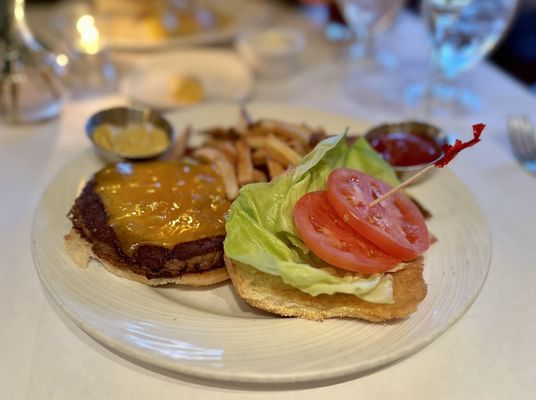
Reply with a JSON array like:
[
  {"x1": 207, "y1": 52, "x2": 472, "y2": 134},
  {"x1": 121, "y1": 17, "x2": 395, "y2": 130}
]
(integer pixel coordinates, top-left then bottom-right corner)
[{"x1": 507, "y1": 115, "x2": 536, "y2": 175}]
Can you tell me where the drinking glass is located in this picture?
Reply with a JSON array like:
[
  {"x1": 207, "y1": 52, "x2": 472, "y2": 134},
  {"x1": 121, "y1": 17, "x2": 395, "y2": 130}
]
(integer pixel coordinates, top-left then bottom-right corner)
[
  {"x1": 1, "y1": 0, "x2": 66, "y2": 123},
  {"x1": 405, "y1": 0, "x2": 518, "y2": 114},
  {"x1": 52, "y1": 2, "x2": 116, "y2": 97},
  {"x1": 336, "y1": 0, "x2": 406, "y2": 66}
]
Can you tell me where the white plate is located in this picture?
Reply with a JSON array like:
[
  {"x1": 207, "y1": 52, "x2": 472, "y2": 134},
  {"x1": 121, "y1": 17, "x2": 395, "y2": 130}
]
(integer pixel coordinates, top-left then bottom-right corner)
[
  {"x1": 120, "y1": 50, "x2": 253, "y2": 110},
  {"x1": 32, "y1": 104, "x2": 491, "y2": 384},
  {"x1": 101, "y1": 0, "x2": 269, "y2": 51}
]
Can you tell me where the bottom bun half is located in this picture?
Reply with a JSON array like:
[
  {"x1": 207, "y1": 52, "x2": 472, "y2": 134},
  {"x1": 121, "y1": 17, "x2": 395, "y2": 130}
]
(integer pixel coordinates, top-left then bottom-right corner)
[{"x1": 225, "y1": 256, "x2": 427, "y2": 322}]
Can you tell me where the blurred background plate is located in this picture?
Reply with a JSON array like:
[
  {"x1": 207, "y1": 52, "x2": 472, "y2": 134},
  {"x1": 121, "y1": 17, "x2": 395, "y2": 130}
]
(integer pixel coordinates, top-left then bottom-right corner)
[
  {"x1": 96, "y1": 0, "x2": 270, "y2": 51},
  {"x1": 119, "y1": 49, "x2": 254, "y2": 110}
]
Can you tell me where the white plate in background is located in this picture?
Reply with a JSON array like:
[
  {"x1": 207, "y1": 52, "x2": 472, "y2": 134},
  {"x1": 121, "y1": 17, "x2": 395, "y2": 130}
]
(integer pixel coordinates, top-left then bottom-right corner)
[
  {"x1": 120, "y1": 50, "x2": 253, "y2": 110},
  {"x1": 100, "y1": 0, "x2": 269, "y2": 51}
]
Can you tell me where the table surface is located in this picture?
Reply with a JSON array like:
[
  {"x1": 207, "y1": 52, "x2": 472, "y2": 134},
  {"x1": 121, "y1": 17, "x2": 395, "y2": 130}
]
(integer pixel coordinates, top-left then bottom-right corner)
[{"x1": 2, "y1": 4, "x2": 535, "y2": 400}]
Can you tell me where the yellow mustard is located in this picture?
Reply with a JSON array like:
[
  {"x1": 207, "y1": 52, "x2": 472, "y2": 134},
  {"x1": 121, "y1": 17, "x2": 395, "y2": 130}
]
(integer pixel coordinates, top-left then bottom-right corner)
[
  {"x1": 94, "y1": 161, "x2": 229, "y2": 256},
  {"x1": 92, "y1": 123, "x2": 169, "y2": 157}
]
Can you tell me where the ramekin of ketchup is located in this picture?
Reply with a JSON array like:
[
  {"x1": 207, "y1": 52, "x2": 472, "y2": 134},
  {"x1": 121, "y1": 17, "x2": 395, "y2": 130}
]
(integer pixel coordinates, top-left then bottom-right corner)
[{"x1": 365, "y1": 121, "x2": 448, "y2": 182}]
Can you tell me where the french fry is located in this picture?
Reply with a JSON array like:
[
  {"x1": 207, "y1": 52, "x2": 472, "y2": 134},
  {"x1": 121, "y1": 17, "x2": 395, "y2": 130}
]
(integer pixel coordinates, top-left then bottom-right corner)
[
  {"x1": 244, "y1": 135, "x2": 267, "y2": 149},
  {"x1": 242, "y1": 124, "x2": 267, "y2": 137},
  {"x1": 201, "y1": 127, "x2": 240, "y2": 140},
  {"x1": 313, "y1": 126, "x2": 327, "y2": 135},
  {"x1": 206, "y1": 139, "x2": 237, "y2": 164},
  {"x1": 266, "y1": 158, "x2": 286, "y2": 180},
  {"x1": 308, "y1": 131, "x2": 328, "y2": 147},
  {"x1": 252, "y1": 147, "x2": 293, "y2": 166},
  {"x1": 258, "y1": 119, "x2": 312, "y2": 144},
  {"x1": 164, "y1": 125, "x2": 191, "y2": 160},
  {"x1": 264, "y1": 135, "x2": 302, "y2": 165},
  {"x1": 288, "y1": 139, "x2": 308, "y2": 155},
  {"x1": 247, "y1": 135, "x2": 302, "y2": 166},
  {"x1": 252, "y1": 168, "x2": 268, "y2": 182},
  {"x1": 251, "y1": 149, "x2": 268, "y2": 166},
  {"x1": 187, "y1": 111, "x2": 321, "y2": 192},
  {"x1": 235, "y1": 138, "x2": 254, "y2": 185},
  {"x1": 193, "y1": 148, "x2": 239, "y2": 200}
]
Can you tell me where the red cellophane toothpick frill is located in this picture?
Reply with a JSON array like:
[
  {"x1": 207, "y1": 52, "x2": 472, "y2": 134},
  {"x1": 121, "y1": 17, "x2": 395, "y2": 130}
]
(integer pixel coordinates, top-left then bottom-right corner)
[{"x1": 369, "y1": 123, "x2": 486, "y2": 207}]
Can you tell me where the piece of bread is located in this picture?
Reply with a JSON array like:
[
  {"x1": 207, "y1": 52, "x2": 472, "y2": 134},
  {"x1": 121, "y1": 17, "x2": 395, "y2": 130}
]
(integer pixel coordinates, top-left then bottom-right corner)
[
  {"x1": 65, "y1": 229, "x2": 229, "y2": 287},
  {"x1": 224, "y1": 256, "x2": 427, "y2": 321}
]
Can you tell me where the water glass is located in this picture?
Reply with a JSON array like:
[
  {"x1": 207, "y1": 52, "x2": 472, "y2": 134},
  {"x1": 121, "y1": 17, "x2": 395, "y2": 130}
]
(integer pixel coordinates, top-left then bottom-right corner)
[
  {"x1": 406, "y1": 0, "x2": 518, "y2": 114},
  {"x1": 336, "y1": 0, "x2": 406, "y2": 65}
]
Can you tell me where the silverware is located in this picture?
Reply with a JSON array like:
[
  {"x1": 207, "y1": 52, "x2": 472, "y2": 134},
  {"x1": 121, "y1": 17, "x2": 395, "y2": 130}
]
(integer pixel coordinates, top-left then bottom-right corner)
[{"x1": 507, "y1": 115, "x2": 536, "y2": 175}]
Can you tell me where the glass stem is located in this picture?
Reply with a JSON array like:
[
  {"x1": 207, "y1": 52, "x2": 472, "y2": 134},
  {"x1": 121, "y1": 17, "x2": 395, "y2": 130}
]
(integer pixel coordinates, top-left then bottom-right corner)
[
  {"x1": 0, "y1": 0, "x2": 16, "y2": 47},
  {"x1": 1, "y1": 0, "x2": 32, "y2": 56},
  {"x1": 350, "y1": 25, "x2": 374, "y2": 60},
  {"x1": 1, "y1": 0, "x2": 19, "y2": 82},
  {"x1": 428, "y1": 56, "x2": 460, "y2": 95}
]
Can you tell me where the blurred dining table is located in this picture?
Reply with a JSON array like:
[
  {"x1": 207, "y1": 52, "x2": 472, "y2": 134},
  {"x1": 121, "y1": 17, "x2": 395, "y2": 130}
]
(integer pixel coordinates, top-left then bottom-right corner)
[{"x1": 1, "y1": 2, "x2": 536, "y2": 399}]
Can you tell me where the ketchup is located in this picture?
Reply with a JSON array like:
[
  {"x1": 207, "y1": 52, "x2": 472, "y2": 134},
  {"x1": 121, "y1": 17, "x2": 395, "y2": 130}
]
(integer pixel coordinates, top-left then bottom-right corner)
[{"x1": 369, "y1": 132, "x2": 442, "y2": 167}]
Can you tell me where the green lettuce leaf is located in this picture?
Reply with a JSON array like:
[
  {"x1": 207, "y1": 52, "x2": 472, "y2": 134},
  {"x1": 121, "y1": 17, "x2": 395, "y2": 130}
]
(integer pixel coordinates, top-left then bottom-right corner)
[{"x1": 224, "y1": 136, "x2": 400, "y2": 302}]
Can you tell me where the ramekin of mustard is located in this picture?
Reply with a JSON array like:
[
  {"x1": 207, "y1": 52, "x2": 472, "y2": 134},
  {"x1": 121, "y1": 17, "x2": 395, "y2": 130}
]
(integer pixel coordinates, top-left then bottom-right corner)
[{"x1": 86, "y1": 107, "x2": 174, "y2": 161}]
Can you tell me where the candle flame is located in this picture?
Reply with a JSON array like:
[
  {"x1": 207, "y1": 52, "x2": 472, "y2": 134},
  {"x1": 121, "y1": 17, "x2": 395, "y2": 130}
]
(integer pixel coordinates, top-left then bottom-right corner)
[{"x1": 76, "y1": 15, "x2": 101, "y2": 55}]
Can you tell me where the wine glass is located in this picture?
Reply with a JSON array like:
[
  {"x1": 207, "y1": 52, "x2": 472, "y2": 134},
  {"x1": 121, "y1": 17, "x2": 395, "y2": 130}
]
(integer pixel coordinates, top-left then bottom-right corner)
[
  {"x1": 405, "y1": 0, "x2": 519, "y2": 115},
  {"x1": 336, "y1": 0, "x2": 406, "y2": 66}
]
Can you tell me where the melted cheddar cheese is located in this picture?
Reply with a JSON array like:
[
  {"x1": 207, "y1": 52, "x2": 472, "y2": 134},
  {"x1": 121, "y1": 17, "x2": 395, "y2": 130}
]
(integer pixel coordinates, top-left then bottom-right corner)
[{"x1": 94, "y1": 160, "x2": 229, "y2": 255}]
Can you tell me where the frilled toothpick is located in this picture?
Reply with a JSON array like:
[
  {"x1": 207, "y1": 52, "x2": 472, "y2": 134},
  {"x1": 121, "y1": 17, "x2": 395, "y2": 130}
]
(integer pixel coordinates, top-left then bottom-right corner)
[{"x1": 369, "y1": 123, "x2": 486, "y2": 207}]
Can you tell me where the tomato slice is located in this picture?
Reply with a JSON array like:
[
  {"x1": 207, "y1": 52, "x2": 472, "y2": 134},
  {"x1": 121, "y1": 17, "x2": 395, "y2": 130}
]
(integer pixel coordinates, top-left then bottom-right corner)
[
  {"x1": 293, "y1": 191, "x2": 401, "y2": 274},
  {"x1": 326, "y1": 168, "x2": 430, "y2": 261}
]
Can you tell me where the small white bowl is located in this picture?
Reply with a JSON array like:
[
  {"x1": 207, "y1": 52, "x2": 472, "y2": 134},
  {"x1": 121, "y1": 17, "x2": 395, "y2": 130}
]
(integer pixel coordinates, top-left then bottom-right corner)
[{"x1": 235, "y1": 27, "x2": 306, "y2": 78}]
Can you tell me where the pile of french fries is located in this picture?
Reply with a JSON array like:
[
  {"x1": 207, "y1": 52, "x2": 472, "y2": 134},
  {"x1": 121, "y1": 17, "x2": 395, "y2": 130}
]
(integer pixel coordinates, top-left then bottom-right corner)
[{"x1": 166, "y1": 108, "x2": 328, "y2": 200}]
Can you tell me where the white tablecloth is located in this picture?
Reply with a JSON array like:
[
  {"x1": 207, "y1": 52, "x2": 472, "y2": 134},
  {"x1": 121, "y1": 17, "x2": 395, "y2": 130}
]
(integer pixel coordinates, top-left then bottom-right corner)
[{"x1": 1, "y1": 6, "x2": 535, "y2": 400}]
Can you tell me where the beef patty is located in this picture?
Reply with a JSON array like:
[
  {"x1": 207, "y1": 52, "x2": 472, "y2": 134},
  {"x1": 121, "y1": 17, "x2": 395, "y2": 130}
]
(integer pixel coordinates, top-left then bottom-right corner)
[{"x1": 69, "y1": 180, "x2": 225, "y2": 280}]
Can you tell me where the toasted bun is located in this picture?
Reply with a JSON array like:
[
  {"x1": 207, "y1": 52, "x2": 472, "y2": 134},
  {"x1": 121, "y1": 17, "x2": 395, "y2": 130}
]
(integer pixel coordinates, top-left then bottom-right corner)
[
  {"x1": 65, "y1": 229, "x2": 229, "y2": 286},
  {"x1": 225, "y1": 256, "x2": 427, "y2": 321}
]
